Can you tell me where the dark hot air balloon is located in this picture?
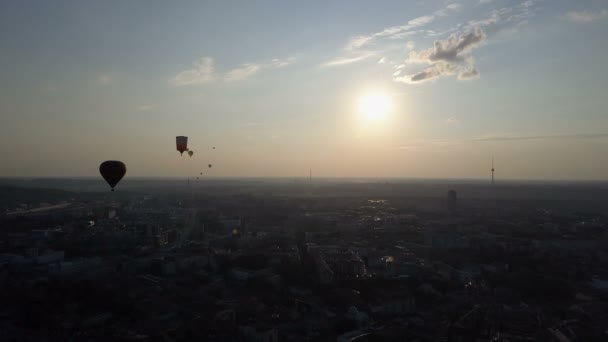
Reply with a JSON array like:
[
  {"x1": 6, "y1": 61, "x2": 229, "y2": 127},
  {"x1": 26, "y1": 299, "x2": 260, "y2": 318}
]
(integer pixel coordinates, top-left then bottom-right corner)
[
  {"x1": 99, "y1": 161, "x2": 126, "y2": 191},
  {"x1": 176, "y1": 136, "x2": 188, "y2": 156},
  {"x1": 188, "y1": 150, "x2": 194, "y2": 157},
  {"x1": 208, "y1": 164, "x2": 212, "y2": 168}
]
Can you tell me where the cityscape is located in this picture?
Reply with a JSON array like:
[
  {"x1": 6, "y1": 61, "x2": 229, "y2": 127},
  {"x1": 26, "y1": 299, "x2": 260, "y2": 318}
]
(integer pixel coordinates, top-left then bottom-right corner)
[{"x1": 2, "y1": 177, "x2": 608, "y2": 341}]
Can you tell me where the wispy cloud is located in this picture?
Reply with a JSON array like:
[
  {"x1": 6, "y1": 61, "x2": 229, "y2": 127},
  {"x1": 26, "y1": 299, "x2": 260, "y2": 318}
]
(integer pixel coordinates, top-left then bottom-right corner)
[
  {"x1": 326, "y1": 3, "x2": 462, "y2": 67},
  {"x1": 323, "y1": 53, "x2": 376, "y2": 67},
  {"x1": 271, "y1": 56, "x2": 296, "y2": 68},
  {"x1": 346, "y1": 35, "x2": 374, "y2": 50},
  {"x1": 395, "y1": 132, "x2": 608, "y2": 151},
  {"x1": 445, "y1": 117, "x2": 460, "y2": 125},
  {"x1": 224, "y1": 64, "x2": 261, "y2": 82},
  {"x1": 470, "y1": 133, "x2": 608, "y2": 142},
  {"x1": 171, "y1": 55, "x2": 295, "y2": 86},
  {"x1": 565, "y1": 10, "x2": 607, "y2": 23},
  {"x1": 348, "y1": 13, "x2": 439, "y2": 50},
  {"x1": 465, "y1": 0, "x2": 537, "y2": 31},
  {"x1": 170, "y1": 57, "x2": 217, "y2": 86},
  {"x1": 395, "y1": 139, "x2": 463, "y2": 151}
]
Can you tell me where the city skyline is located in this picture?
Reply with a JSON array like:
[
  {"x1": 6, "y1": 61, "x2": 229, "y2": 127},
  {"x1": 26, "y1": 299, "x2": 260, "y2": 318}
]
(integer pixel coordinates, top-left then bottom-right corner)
[{"x1": 1, "y1": 0, "x2": 608, "y2": 180}]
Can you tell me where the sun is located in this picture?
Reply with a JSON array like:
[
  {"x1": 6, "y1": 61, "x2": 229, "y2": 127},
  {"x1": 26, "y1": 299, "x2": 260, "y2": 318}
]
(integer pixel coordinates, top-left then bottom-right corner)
[{"x1": 358, "y1": 92, "x2": 391, "y2": 121}]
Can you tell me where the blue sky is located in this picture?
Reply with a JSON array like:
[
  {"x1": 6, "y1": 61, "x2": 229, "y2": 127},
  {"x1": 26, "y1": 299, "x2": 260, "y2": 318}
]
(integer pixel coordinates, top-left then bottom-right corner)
[{"x1": 1, "y1": 0, "x2": 607, "y2": 179}]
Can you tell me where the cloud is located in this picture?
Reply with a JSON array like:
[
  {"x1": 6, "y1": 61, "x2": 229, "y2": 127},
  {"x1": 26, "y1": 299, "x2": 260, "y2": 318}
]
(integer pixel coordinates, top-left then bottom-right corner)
[
  {"x1": 395, "y1": 132, "x2": 608, "y2": 151},
  {"x1": 327, "y1": 3, "x2": 464, "y2": 68},
  {"x1": 478, "y1": 0, "x2": 495, "y2": 4},
  {"x1": 471, "y1": 133, "x2": 608, "y2": 142},
  {"x1": 323, "y1": 53, "x2": 375, "y2": 67},
  {"x1": 390, "y1": 1, "x2": 539, "y2": 85},
  {"x1": 410, "y1": 27, "x2": 486, "y2": 63},
  {"x1": 378, "y1": 57, "x2": 386, "y2": 64},
  {"x1": 171, "y1": 55, "x2": 294, "y2": 85},
  {"x1": 445, "y1": 117, "x2": 460, "y2": 125},
  {"x1": 395, "y1": 61, "x2": 457, "y2": 83},
  {"x1": 224, "y1": 64, "x2": 261, "y2": 82},
  {"x1": 170, "y1": 57, "x2": 217, "y2": 86},
  {"x1": 396, "y1": 28, "x2": 486, "y2": 84},
  {"x1": 565, "y1": 10, "x2": 607, "y2": 23},
  {"x1": 346, "y1": 35, "x2": 374, "y2": 50},
  {"x1": 395, "y1": 139, "x2": 463, "y2": 151},
  {"x1": 271, "y1": 56, "x2": 296, "y2": 68},
  {"x1": 344, "y1": 4, "x2": 462, "y2": 51},
  {"x1": 458, "y1": 66, "x2": 480, "y2": 80},
  {"x1": 465, "y1": 1, "x2": 537, "y2": 31}
]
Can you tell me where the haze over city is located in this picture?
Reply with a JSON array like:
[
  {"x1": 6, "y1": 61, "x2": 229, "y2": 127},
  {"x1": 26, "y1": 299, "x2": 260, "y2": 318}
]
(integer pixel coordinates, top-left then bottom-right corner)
[{"x1": 1, "y1": 0, "x2": 607, "y2": 179}]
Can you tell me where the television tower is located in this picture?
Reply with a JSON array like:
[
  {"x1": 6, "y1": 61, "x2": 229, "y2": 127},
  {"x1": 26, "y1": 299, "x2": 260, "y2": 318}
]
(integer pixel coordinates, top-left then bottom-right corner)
[{"x1": 491, "y1": 157, "x2": 495, "y2": 185}]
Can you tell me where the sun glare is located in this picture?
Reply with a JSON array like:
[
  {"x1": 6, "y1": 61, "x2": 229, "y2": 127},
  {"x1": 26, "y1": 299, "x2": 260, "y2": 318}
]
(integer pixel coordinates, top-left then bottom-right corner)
[{"x1": 358, "y1": 93, "x2": 391, "y2": 121}]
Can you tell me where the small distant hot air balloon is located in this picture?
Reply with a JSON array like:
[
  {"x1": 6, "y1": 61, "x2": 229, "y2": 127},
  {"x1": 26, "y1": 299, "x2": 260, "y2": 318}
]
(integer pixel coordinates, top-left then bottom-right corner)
[
  {"x1": 213, "y1": 146, "x2": 216, "y2": 150},
  {"x1": 196, "y1": 177, "x2": 199, "y2": 180},
  {"x1": 176, "y1": 136, "x2": 188, "y2": 156},
  {"x1": 208, "y1": 164, "x2": 212, "y2": 168},
  {"x1": 99, "y1": 161, "x2": 126, "y2": 191},
  {"x1": 188, "y1": 150, "x2": 194, "y2": 157},
  {"x1": 200, "y1": 172, "x2": 203, "y2": 175}
]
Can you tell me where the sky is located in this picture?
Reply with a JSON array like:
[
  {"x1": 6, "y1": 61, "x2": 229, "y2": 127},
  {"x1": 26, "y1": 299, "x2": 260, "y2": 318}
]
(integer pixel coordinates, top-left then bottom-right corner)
[{"x1": 1, "y1": 0, "x2": 607, "y2": 180}]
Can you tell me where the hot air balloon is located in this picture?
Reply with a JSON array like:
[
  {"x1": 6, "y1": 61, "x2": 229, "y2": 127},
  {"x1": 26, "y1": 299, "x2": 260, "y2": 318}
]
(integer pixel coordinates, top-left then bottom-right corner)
[
  {"x1": 208, "y1": 164, "x2": 212, "y2": 168},
  {"x1": 99, "y1": 161, "x2": 126, "y2": 191},
  {"x1": 176, "y1": 136, "x2": 188, "y2": 156},
  {"x1": 213, "y1": 146, "x2": 216, "y2": 150},
  {"x1": 200, "y1": 172, "x2": 203, "y2": 175},
  {"x1": 188, "y1": 150, "x2": 194, "y2": 157}
]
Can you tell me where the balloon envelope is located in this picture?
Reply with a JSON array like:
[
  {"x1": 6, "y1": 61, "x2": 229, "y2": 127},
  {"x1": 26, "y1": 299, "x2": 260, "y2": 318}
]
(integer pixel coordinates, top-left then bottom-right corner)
[
  {"x1": 99, "y1": 161, "x2": 126, "y2": 191},
  {"x1": 188, "y1": 150, "x2": 194, "y2": 157},
  {"x1": 176, "y1": 136, "x2": 188, "y2": 155},
  {"x1": 208, "y1": 164, "x2": 212, "y2": 168}
]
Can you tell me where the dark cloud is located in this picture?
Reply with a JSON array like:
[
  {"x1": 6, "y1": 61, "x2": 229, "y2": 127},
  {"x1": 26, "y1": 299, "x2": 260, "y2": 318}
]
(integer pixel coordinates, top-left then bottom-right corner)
[{"x1": 404, "y1": 62, "x2": 456, "y2": 83}]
